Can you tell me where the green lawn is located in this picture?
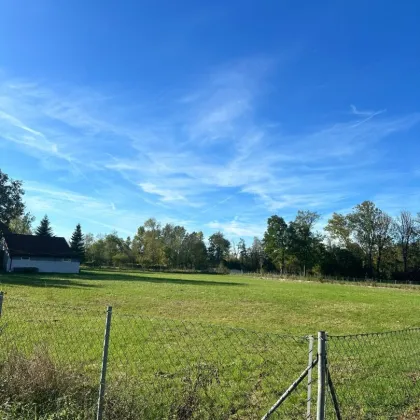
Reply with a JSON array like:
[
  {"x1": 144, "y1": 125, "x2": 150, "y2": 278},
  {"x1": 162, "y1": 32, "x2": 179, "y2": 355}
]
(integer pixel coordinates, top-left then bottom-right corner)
[
  {"x1": 0, "y1": 269, "x2": 419, "y2": 334},
  {"x1": 0, "y1": 270, "x2": 419, "y2": 419}
]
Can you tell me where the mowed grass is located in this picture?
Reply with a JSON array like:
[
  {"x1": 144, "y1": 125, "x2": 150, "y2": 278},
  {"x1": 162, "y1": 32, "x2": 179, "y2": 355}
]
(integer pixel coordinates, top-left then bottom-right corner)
[
  {"x1": 0, "y1": 270, "x2": 419, "y2": 419},
  {"x1": 0, "y1": 269, "x2": 419, "y2": 334}
]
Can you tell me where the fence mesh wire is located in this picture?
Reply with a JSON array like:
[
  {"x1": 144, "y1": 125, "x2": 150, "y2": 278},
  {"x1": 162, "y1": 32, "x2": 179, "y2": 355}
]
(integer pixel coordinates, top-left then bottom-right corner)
[
  {"x1": 1, "y1": 296, "x2": 419, "y2": 419},
  {"x1": 0, "y1": 297, "x2": 314, "y2": 419},
  {"x1": 326, "y1": 328, "x2": 420, "y2": 419},
  {"x1": 106, "y1": 313, "x2": 315, "y2": 419},
  {"x1": 0, "y1": 297, "x2": 104, "y2": 419}
]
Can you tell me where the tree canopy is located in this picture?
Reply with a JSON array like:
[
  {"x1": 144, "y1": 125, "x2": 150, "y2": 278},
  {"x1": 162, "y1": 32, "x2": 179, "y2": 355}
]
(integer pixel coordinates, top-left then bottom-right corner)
[
  {"x1": 0, "y1": 169, "x2": 25, "y2": 229},
  {"x1": 2, "y1": 169, "x2": 420, "y2": 281}
]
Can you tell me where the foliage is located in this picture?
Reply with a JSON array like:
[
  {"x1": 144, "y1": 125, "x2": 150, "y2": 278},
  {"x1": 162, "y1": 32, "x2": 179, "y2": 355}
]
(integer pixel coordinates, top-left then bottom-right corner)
[
  {"x1": 84, "y1": 232, "x2": 132, "y2": 267},
  {"x1": 207, "y1": 232, "x2": 230, "y2": 266},
  {"x1": 2, "y1": 170, "x2": 420, "y2": 280},
  {"x1": 0, "y1": 169, "x2": 25, "y2": 229},
  {"x1": 261, "y1": 212, "x2": 322, "y2": 276},
  {"x1": 263, "y1": 215, "x2": 288, "y2": 272},
  {"x1": 76, "y1": 204, "x2": 420, "y2": 281},
  {"x1": 35, "y1": 215, "x2": 54, "y2": 237},
  {"x1": 133, "y1": 218, "x2": 165, "y2": 267},
  {"x1": 8, "y1": 212, "x2": 35, "y2": 234},
  {"x1": 323, "y1": 203, "x2": 420, "y2": 280},
  {"x1": 70, "y1": 224, "x2": 85, "y2": 262},
  {"x1": 393, "y1": 211, "x2": 419, "y2": 273},
  {"x1": 288, "y1": 210, "x2": 322, "y2": 276},
  {"x1": 180, "y1": 232, "x2": 208, "y2": 270}
]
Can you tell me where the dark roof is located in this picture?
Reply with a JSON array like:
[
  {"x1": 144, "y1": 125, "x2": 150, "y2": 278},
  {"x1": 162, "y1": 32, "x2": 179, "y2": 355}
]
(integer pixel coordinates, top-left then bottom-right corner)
[{"x1": 3, "y1": 234, "x2": 78, "y2": 259}]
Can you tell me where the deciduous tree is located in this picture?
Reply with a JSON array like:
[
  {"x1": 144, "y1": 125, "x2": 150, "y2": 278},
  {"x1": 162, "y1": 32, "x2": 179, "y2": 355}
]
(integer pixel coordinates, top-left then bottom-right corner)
[
  {"x1": 375, "y1": 211, "x2": 392, "y2": 277},
  {"x1": 263, "y1": 215, "x2": 288, "y2": 273},
  {"x1": 237, "y1": 238, "x2": 247, "y2": 270},
  {"x1": 133, "y1": 218, "x2": 165, "y2": 267},
  {"x1": 208, "y1": 232, "x2": 230, "y2": 266},
  {"x1": 8, "y1": 212, "x2": 35, "y2": 234},
  {"x1": 288, "y1": 210, "x2": 321, "y2": 276},
  {"x1": 347, "y1": 201, "x2": 381, "y2": 278},
  {"x1": 0, "y1": 169, "x2": 25, "y2": 230},
  {"x1": 393, "y1": 211, "x2": 418, "y2": 273}
]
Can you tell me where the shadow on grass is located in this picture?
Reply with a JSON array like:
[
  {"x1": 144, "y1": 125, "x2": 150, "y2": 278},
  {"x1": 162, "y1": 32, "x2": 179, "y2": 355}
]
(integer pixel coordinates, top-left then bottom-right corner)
[
  {"x1": 0, "y1": 273, "x2": 100, "y2": 289},
  {"x1": 0, "y1": 271, "x2": 246, "y2": 288},
  {"x1": 78, "y1": 271, "x2": 246, "y2": 287}
]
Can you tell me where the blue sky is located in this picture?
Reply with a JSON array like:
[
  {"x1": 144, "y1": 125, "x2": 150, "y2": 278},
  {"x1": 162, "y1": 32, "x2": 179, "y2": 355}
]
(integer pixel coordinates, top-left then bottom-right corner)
[{"x1": 1, "y1": 0, "x2": 419, "y2": 241}]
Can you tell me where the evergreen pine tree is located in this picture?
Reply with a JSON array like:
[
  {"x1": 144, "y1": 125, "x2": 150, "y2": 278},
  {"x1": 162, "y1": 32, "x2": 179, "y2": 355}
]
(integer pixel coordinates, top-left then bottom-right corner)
[
  {"x1": 70, "y1": 223, "x2": 85, "y2": 261},
  {"x1": 35, "y1": 215, "x2": 54, "y2": 237}
]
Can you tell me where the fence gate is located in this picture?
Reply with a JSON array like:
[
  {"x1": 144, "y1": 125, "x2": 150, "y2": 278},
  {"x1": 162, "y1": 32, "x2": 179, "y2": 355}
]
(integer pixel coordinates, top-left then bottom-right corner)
[{"x1": 261, "y1": 332, "x2": 343, "y2": 420}]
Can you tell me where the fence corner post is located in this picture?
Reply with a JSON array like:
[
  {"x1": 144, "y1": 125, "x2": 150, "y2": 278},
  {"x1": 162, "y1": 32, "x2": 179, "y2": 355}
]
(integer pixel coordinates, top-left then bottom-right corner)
[
  {"x1": 306, "y1": 335, "x2": 314, "y2": 419},
  {"x1": 97, "y1": 306, "x2": 112, "y2": 420},
  {"x1": 317, "y1": 331, "x2": 326, "y2": 420},
  {"x1": 0, "y1": 291, "x2": 4, "y2": 317}
]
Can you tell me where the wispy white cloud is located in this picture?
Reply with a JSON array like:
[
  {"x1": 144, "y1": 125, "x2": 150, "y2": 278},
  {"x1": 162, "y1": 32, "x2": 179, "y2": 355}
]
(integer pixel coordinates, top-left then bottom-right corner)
[
  {"x1": 0, "y1": 110, "x2": 72, "y2": 160},
  {"x1": 184, "y1": 58, "x2": 273, "y2": 143},
  {"x1": 350, "y1": 104, "x2": 386, "y2": 117},
  {"x1": 22, "y1": 183, "x2": 181, "y2": 237},
  {"x1": 0, "y1": 110, "x2": 44, "y2": 137},
  {"x1": 139, "y1": 182, "x2": 188, "y2": 203},
  {"x1": 1, "y1": 61, "x2": 420, "y2": 240},
  {"x1": 372, "y1": 192, "x2": 420, "y2": 216},
  {"x1": 201, "y1": 195, "x2": 235, "y2": 214},
  {"x1": 207, "y1": 218, "x2": 266, "y2": 238}
]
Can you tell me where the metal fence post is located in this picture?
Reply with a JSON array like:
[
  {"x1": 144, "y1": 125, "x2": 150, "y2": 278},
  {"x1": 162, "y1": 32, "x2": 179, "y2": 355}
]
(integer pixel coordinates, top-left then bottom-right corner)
[
  {"x1": 317, "y1": 331, "x2": 326, "y2": 420},
  {"x1": 0, "y1": 291, "x2": 4, "y2": 317},
  {"x1": 97, "y1": 306, "x2": 112, "y2": 420},
  {"x1": 307, "y1": 335, "x2": 314, "y2": 419}
]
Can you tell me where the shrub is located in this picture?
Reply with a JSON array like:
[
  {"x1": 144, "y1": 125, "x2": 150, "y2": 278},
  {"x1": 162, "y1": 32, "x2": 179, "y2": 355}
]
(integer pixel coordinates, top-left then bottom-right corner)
[{"x1": 12, "y1": 267, "x2": 39, "y2": 273}]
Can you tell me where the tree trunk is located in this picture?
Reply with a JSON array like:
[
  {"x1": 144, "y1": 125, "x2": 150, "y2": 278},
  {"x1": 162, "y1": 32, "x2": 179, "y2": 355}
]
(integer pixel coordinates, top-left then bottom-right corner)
[
  {"x1": 403, "y1": 246, "x2": 408, "y2": 273},
  {"x1": 281, "y1": 249, "x2": 285, "y2": 274},
  {"x1": 376, "y1": 249, "x2": 382, "y2": 280}
]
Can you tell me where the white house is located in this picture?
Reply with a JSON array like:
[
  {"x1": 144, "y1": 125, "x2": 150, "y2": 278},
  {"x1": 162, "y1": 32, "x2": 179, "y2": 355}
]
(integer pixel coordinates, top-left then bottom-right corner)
[{"x1": 2, "y1": 234, "x2": 80, "y2": 274}]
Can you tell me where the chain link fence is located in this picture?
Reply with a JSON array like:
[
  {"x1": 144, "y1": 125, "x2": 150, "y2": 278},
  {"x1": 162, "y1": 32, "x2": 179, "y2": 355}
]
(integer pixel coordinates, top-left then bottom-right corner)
[
  {"x1": 0, "y1": 294, "x2": 419, "y2": 419},
  {"x1": 326, "y1": 328, "x2": 420, "y2": 419},
  {"x1": 0, "y1": 296, "x2": 314, "y2": 419},
  {"x1": 0, "y1": 296, "x2": 104, "y2": 419}
]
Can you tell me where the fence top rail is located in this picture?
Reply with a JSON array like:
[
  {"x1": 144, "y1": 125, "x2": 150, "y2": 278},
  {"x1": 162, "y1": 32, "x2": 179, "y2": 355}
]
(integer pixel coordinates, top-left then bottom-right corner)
[{"x1": 328, "y1": 326, "x2": 420, "y2": 339}]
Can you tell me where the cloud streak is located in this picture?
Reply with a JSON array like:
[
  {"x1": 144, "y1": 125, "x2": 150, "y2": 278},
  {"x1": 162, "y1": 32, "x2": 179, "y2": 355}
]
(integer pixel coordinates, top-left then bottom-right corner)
[{"x1": 1, "y1": 61, "x2": 419, "y2": 239}]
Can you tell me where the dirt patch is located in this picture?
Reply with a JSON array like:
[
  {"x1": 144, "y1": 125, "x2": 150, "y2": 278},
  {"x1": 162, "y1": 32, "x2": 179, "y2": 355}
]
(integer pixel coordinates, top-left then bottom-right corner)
[{"x1": 399, "y1": 406, "x2": 420, "y2": 419}]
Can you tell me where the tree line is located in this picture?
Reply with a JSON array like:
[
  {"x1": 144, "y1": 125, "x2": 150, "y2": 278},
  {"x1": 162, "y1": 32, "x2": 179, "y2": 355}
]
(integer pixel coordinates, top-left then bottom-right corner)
[{"x1": 1, "y1": 169, "x2": 420, "y2": 280}]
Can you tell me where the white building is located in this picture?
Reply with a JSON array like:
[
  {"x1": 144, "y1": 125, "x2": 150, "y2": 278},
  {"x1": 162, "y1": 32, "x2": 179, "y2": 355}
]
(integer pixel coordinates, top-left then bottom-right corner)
[{"x1": 2, "y1": 234, "x2": 80, "y2": 274}]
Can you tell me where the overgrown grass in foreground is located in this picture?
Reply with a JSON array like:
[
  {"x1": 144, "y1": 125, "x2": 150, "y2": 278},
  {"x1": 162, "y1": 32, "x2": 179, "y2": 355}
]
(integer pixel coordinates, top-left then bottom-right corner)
[{"x1": 0, "y1": 270, "x2": 419, "y2": 418}]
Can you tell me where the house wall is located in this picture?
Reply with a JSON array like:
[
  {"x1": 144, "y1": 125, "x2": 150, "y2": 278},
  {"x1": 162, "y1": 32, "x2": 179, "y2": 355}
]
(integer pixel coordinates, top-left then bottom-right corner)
[{"x1": 10, "y1": 257, "x2": 80, "y2": 274}]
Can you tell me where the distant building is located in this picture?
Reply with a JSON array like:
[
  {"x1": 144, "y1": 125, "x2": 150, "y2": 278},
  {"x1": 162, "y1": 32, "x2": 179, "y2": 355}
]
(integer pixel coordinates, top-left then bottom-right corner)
[{"x1": 2, "y1": 234, "x2": 80, "y2": 274}]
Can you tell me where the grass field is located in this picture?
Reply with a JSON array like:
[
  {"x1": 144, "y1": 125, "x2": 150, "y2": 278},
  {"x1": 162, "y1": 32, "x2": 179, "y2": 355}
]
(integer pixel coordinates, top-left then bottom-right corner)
[
  {"x1": 1, "y1": 269, "x2": 419, "y2": 334},
  {"x1": 0, "y1": 270, "x2": 419, "y2": 419}
]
